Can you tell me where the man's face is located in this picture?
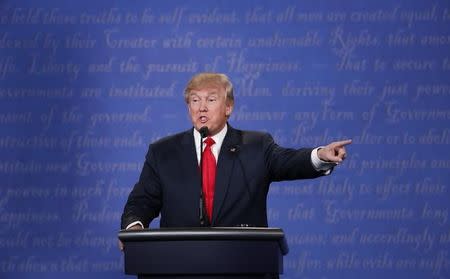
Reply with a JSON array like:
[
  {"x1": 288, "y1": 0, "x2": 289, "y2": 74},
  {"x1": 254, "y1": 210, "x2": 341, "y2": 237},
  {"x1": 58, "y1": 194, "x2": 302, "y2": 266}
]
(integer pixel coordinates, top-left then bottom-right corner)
[{"x1": 187, "y1": 87, "x2": 233, "y2": 136}]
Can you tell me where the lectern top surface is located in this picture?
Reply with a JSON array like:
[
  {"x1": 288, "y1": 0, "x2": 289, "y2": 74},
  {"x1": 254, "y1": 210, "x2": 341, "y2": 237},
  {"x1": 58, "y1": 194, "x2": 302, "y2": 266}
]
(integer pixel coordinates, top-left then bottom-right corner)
[{"x1": 118, "y1": 227, "x2": 289, "y2": 255}]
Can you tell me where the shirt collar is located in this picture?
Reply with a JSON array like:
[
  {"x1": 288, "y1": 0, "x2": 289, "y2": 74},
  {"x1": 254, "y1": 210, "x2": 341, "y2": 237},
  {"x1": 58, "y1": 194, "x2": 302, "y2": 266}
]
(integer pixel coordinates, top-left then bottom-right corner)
[{"x1": 193, "y1": 124, "x2": 228, "y2": 148}]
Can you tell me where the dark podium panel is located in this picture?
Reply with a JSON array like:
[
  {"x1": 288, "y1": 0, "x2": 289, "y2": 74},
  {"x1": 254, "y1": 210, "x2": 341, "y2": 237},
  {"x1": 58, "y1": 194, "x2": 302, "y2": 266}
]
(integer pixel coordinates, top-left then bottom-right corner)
[{"x1": 118, "y1": 227, "x2": 289, "y2": 279}]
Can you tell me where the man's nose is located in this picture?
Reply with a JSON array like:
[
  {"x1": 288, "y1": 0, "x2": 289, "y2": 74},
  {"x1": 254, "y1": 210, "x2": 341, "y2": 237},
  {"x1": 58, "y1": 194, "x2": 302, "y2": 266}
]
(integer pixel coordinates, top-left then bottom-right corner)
[{"x1": 199, "y1": 100, "x2": 208, "y2": 111}]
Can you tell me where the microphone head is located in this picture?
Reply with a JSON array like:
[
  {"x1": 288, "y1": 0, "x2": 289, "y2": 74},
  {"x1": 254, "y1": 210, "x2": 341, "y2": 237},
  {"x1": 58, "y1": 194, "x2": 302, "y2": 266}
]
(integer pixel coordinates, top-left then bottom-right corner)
[{"x1": 199, "y1": 126, "x2": 209, "y2": 138}]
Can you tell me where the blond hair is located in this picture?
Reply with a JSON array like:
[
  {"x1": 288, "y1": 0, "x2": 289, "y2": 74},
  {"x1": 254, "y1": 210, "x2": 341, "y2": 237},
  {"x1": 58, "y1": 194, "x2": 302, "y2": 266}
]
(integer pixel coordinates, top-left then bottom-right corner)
[{"x1": 184, "y1": 73, "x2": 234, "y2": 104}]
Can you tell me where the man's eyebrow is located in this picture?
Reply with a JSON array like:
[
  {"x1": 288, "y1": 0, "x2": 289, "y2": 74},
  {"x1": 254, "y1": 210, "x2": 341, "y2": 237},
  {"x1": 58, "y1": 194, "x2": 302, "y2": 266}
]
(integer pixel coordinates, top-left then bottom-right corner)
[{"x1": 189, "y1": 91, "x2": 219, "y2": 96}]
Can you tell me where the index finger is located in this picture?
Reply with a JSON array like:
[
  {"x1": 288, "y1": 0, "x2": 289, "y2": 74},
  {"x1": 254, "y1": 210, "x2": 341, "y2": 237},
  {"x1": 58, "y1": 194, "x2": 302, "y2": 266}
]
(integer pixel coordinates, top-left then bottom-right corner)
[{"x1": 332, "y1": 139, "x2": 352, "y2": 147}]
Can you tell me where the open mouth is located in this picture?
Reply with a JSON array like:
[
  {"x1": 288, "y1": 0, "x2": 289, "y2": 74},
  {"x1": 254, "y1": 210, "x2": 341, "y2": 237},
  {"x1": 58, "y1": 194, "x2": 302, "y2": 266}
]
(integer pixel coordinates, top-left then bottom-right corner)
[{"x1": 199, "y1": 116, "x2": 208, "y2": 123}]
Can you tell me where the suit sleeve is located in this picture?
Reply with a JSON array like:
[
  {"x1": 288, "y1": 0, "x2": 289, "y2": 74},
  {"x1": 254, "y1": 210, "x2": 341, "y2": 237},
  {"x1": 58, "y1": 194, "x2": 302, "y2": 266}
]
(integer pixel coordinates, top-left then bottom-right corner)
[
  {"x1": 262, "y1": 133, "x2": 324, "y2": 181},
  {"x1": 121, "y1": 145, "x2": 162, "y2": 229}
]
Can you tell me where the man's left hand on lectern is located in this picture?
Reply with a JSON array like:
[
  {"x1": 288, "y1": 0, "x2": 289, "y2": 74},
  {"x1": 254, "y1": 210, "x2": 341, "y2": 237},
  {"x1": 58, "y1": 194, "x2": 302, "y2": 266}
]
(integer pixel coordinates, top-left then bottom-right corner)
[{"x1": 118, "y1": 224, "x2": 144, "y2": 251}]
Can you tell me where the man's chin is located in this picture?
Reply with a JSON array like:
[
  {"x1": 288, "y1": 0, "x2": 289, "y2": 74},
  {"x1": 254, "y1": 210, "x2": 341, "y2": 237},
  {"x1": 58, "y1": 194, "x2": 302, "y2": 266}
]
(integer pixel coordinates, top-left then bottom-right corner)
[
  {"x1": 195, "y1": 124, "x2": 221, "y2": 136},
  {"x1": 194, "y1": 124, "x2": 210, "y2": 134},
  {"x1": 195, "y1": 124, "x2": 209, "y2": 131}
]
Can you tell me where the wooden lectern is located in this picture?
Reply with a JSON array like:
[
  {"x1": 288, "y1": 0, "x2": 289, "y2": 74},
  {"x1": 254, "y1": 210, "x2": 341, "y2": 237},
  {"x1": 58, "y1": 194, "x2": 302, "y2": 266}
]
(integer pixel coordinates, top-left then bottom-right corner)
[{"x1": 118, "y1": 227, "x2": 289, "y2": 279}]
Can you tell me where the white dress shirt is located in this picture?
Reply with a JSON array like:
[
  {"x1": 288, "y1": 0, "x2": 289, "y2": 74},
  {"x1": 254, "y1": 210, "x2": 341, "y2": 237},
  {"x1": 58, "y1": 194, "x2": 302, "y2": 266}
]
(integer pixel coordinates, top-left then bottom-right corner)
[{"x1": 193, "y1": 124, "x2": 228, "y2": 165}]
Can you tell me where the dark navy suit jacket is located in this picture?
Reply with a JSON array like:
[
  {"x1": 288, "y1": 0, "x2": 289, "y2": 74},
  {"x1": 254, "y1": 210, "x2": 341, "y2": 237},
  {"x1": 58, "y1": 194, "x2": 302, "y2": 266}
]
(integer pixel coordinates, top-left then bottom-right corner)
[{"x1": 121, "y1": 125, "x2": 324, "y2": 229}]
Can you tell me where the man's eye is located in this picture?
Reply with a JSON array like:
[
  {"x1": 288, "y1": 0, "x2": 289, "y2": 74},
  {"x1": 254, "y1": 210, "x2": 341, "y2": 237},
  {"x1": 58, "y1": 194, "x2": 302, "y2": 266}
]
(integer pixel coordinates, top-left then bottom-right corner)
[{"x1": 208, "y1": 98, "x2": 217, "y2": 102}]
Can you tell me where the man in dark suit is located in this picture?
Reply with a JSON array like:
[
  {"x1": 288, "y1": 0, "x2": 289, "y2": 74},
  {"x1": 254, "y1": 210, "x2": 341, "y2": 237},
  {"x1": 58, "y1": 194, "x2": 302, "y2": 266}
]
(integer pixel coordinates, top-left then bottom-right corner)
[{"x1": 120, "y1": 73, "x2": 351, "y2": 233}]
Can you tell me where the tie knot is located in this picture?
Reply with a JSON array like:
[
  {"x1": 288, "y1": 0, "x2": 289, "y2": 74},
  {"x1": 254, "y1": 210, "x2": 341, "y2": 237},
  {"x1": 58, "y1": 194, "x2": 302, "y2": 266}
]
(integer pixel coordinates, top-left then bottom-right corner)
[{"x1": 204, "y1": 137, "x2": 215, "y2": 147}]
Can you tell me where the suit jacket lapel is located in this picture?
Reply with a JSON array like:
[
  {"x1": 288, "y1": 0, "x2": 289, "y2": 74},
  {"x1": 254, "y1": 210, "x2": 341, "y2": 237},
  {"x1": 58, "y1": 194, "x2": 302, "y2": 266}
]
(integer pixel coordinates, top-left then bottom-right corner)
[
  {"x1": 180, "y1": 128, "x2": 202, "y2": 212},
  {"x1": 212, "y1": 125, "x2": 241, "y2": 225}
]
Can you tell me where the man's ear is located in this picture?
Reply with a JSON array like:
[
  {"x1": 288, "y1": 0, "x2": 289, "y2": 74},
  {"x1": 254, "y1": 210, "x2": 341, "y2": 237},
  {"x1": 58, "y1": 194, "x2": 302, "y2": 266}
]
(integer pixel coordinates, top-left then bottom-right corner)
[{"x1": 225, "y1": 102, "x2": 233, "y2": 117}]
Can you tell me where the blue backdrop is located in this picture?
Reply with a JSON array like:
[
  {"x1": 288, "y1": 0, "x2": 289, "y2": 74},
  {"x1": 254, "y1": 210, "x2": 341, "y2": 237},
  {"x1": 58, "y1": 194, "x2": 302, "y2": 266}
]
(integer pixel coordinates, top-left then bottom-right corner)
[{"x1": 1, "y1": 1, "x2": 449, "y2": 278}]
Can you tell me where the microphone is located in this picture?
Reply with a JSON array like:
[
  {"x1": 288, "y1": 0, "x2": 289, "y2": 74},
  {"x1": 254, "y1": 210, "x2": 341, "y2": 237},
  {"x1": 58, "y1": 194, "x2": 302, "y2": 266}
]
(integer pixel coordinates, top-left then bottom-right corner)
[
  {"x1": 199, "y1": 126, "x2": 209, "y2": 226},
  {"x1": 199, "y1": 126, "x2": 209, "y2": 138}
]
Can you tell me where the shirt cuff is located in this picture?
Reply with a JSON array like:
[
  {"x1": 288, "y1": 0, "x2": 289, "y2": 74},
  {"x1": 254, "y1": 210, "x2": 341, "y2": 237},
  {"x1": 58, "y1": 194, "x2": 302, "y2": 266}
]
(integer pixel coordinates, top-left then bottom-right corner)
[
  {"x1": 126, "y1": 221, "x2": 144, "y2": 230},
  {"x1": 311, "y1": 147, "x2": 336, "y2": 175}
]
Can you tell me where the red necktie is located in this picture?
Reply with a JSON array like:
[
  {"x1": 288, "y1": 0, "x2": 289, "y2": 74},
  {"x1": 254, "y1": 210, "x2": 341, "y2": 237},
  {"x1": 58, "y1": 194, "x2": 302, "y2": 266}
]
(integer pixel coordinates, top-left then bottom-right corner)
[{"x1": 202, "y1": 137, "x2": 216, "y2": 222}]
